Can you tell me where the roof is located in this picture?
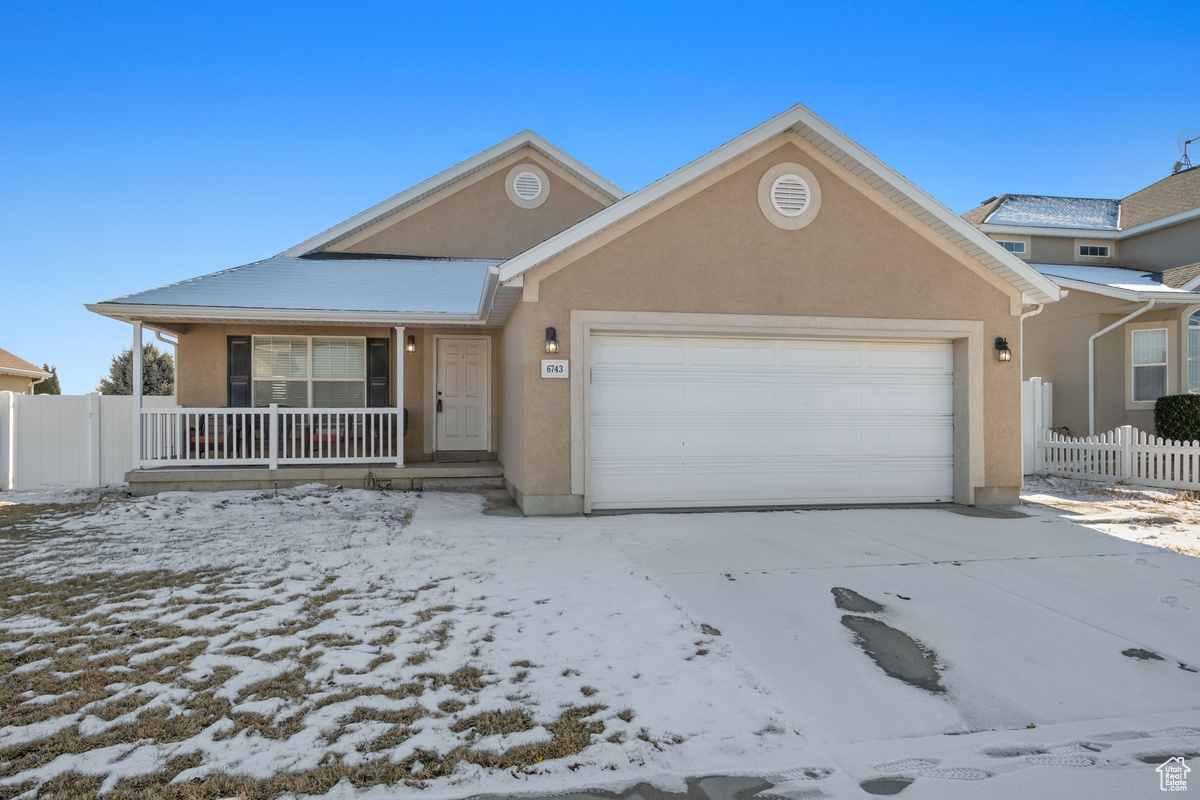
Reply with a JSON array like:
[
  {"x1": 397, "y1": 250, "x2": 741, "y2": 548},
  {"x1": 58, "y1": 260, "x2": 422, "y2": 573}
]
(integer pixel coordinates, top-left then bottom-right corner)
[
  {"x1": 1032, "y1": 263, "x2": 1200, "y2": 302},
  {"x1": 1119, "y1": 166, "x2": 1200, "y2": 229},
  {"x1": 0, "y1": 347, "x2": 50, "y2": 379},
  {"x1": 497, "y1": 104, "x2": 1062, "y2": 305},
  {"x1": 983, "y1": 195, "x2": 1120, "y2": 230},
  {"x1": 87, "y1": 256, "x2": 517, "y2": 325},
  {"x1": 1162, "y1": 261, "x2": 1200, "y2": 289},
  {"x1": 966, "y1": 165, "x2": 1200, "y2": 234},
  {"x1": 280, "y1": 131, "x2": 626, "y2": 258}
]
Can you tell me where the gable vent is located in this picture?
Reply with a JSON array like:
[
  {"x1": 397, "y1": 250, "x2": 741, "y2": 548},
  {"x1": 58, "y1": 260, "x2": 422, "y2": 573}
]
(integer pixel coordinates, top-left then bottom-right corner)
[
  {"x1": 513, "y1": 171, "x2": 543, "y2": 201},
  {"x1": 771, "y1": 174, "x2": 810, "y2": 216}
]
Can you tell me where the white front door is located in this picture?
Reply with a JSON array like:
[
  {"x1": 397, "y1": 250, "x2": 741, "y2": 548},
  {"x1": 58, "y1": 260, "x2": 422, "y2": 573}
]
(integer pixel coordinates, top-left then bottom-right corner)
[{"x1": 436, "y1": 337, "x2": 490, "y2": 452}]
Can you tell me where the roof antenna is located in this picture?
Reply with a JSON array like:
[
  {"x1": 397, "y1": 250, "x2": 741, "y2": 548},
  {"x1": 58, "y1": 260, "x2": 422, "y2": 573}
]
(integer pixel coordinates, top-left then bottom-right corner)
[{"x1": 1174, "y1": 129, "x2": 1200, "y2": 174}]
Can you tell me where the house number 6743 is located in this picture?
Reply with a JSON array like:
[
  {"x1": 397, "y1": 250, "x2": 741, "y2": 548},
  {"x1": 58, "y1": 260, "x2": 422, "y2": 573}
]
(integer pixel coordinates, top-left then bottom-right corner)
[{"x1": 541, "y1": 360, "x2": 569, "y2": 378}]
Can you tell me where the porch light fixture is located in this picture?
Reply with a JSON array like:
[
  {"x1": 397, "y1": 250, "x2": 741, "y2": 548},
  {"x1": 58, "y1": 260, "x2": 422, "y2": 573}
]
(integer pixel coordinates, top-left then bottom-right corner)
[
  {"x1": 995, "y1": 337, "x2": 1012, "y2": 362},
  {"x1": 405, "y1": 335, "x2": 416, "y2": 353},
  {"x1": 545, "y1": 327, "x2": 559, "y2": 354}
]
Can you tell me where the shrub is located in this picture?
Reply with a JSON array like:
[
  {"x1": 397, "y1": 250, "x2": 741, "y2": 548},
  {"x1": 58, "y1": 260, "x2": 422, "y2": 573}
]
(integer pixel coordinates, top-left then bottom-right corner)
[{"x1": 1154, "y1": 394, "x2": 1200, "y2": 442}]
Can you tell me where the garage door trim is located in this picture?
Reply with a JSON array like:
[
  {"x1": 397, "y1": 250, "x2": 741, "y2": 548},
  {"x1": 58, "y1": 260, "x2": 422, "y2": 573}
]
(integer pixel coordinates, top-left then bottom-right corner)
[{"x1": 569, "y1": 310, "x2": 985, "y2": 513}]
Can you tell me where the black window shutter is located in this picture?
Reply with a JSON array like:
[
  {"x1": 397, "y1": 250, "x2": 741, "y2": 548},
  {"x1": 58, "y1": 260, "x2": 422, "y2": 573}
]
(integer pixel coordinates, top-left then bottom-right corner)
[
  {"x1": 228, "y1": 336, "x2": 251, "y2": 407},
  {"x1": 367, "y1": 338, "x2": 390, "y2": 408}
]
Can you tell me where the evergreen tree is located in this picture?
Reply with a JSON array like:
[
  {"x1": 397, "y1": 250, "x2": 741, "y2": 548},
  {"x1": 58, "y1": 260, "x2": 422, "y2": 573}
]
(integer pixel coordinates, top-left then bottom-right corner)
[
  {"x1": 97, "y1": 345, "x2": 175, "y2": 396},
  {"x1": 33, "y1": 365, "x2": 60, "y2": 395}
]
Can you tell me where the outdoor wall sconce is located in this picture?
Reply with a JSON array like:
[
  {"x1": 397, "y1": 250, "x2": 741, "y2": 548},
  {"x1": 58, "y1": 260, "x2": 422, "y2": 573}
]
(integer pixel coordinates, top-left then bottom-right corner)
[
  {"x1": 405, "y1": 335, "x2": 417, "y2": 353},
  {"x1": 545, "y1": 327, "x2": 559, "y2": 354},
  {"x1": 995, "y1": 336, "x2": 1012, "y2": 362}
]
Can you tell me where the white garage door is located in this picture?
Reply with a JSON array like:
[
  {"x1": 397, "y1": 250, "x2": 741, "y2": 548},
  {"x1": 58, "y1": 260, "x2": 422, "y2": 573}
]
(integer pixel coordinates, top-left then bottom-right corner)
[{"x1": 589, "y1": 335, "x2": 954, "y2": 509}]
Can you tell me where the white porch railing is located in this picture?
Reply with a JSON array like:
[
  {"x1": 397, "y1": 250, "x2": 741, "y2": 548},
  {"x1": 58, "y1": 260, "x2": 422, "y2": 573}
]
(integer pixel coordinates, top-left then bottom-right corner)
[
  {"x1": 140, "y1": 405, "x2": 403, "y2": 468},
  {"x1": 1037, "y1": 425, "x2": 1200, "y2": 491}
]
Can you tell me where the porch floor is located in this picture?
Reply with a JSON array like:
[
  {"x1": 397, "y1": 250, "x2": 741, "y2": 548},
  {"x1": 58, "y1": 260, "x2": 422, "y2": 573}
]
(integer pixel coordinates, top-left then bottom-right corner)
[{"x1": 125, "y1": 460, "x2": 504, "y2": 497}]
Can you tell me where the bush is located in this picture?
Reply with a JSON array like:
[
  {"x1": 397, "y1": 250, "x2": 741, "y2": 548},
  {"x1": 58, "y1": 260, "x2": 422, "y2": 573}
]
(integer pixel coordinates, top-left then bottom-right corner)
[{"x1": 1154, "y1": 394, "x2": 1200, "y2": 442}]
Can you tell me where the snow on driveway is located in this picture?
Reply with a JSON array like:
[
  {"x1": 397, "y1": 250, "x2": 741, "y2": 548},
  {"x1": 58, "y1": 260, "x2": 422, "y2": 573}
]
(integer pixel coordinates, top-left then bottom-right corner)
[{"x1": 1, "y1": 486, "x2": 1198, "y2": 799}]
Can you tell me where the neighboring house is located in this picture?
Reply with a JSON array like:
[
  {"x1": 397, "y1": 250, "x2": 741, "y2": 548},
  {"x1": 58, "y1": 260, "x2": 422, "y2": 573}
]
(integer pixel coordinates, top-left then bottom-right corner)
[
  {"x1": 964, "y1": 166, "x2": 1200, "y2": 437},
  {"x1": 88, "y1": 104, "x2": 1061, "y2": 513},
  {"x1": 0, "y1": 347, "x2": 50, "y2": 394}
]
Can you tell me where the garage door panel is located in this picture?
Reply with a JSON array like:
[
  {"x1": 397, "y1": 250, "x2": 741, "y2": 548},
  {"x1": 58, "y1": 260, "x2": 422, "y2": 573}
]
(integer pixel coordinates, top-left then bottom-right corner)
[{"x1": 589, "y1": 335, "x2": 955, "y2": 509}]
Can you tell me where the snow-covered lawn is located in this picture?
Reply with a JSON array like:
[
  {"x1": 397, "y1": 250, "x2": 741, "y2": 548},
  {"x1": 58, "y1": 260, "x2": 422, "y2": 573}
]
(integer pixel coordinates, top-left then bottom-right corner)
[
  {"x1": 1, "y1": 481, "x2": 1199, "y2": 799},
  {"x1": 0, "y1": 487, "x2": 794, "y2": 798}
]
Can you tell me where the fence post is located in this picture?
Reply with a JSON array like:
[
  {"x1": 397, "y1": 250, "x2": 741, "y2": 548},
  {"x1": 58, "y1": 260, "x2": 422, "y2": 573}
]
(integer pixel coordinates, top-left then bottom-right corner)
[
  {"x1": 1119, "y1": 425, "x2": 1134, "y2": 480},
  {"x1": 269, "y1": 404, "x2": 279, "y2": 470},
  {"x1": 87, "y1": 392, "x2": 102, "y2": 487},
  {"x1": 0, "y1": 392, "x2": 13, "y2": 491}
]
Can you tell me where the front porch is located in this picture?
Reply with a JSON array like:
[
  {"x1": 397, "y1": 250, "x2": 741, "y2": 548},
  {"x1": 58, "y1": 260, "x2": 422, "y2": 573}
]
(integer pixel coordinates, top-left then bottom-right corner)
[{"x1": 126, "y1": 459, "x2": 503, "y2": 496}]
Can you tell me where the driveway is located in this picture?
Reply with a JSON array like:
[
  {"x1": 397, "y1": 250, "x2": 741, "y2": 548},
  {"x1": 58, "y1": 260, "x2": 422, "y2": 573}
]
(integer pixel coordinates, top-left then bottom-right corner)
[{"x1": 591, "y1": 502, "x2": 1200, "y2": 798}]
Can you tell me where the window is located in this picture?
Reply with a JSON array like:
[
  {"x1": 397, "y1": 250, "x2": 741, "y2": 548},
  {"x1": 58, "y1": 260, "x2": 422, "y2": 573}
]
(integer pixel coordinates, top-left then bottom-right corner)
[
  {"x1": 998, "y1": 240, "x2": 1026, "y2": 254},
  {"x1": 252, "y1": 336, "x2": 366, "y2": 408},
  {"x1": 1132, "y1": 328, "x2": 1167, "y2": 402},
  {"x1": 1078, "y1": 244, "x2": 1110, "y2": 258}
]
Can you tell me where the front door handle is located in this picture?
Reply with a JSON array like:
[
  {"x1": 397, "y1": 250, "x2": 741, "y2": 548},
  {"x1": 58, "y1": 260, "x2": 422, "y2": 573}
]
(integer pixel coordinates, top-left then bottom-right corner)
[{"x1": 436, "y1": 399, "x2": 443, "y2": 413}]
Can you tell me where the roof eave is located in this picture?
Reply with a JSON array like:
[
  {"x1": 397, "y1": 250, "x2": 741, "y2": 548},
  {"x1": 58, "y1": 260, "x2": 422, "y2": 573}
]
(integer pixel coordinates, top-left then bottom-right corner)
[
  {"x1": 1046, "y1": 276, "x2": 1200, "y2": 304},
  {"x1": 0, "y1": 365, "x2": 51, "y2": 379},
  {"x1": 977, "y1": 223, "x2": 1120, "y2": 239},
  {"x1": 85, "y1": 303, "x2": 493, "y2": 326}
]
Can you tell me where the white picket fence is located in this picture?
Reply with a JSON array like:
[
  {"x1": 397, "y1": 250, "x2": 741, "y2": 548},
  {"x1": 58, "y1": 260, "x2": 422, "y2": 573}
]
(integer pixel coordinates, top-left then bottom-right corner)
[
  {"x1": 0, "y1": 392, "x2": 177, "y2": 490},
  {"x1": 1037, "y1": 425, "x2": 1200, "y2": 491}
]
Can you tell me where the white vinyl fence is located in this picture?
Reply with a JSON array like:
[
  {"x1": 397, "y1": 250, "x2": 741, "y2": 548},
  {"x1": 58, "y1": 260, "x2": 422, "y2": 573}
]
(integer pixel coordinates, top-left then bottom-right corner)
[
  {"x1": 0, "y1": 392, "x2": 176, "y2": 490},
  {"x1": 1021, "y1": 377, "x2": 1053, "y2": 475},
  {"x1": 1038, "y1": 425, "x2": 1200, "y2": 491}
]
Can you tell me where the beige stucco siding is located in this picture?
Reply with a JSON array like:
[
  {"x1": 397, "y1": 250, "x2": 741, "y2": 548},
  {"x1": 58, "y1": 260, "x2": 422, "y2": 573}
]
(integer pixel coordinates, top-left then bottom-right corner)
[
  {"x1": 1024, "y1": 292, "x2": 1187, "y2": 435},
  {"x1": 510, "y1": 139, "x2": 1021, "y2": 502},
  {"x1": 497, "y1": 298, "x2": 527, "y2": 489},
  {"x1": 0, "y1": 375, "x2": 33, "y2": 394},
  {"x1": 1121, "y1": 217, "x2": 1200, "y2": 271},
  {"x1": 333, "y1": 157, "x2": 607, "y2": 259},
  {"x1": 1028, "y1": 235, "x2": 1079, "y2": 265}
]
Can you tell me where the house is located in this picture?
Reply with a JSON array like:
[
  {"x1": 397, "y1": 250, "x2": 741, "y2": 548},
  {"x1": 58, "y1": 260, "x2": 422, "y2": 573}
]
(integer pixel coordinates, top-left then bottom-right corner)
[
  {"x1": 0, "y1": 348, "x2": 50, "y2": 394},
  {"x1": 965, "y1": 166, "x2": 1200, "y2": 436},
  {"x1": 87, "y1": 104, "x2": 1061, "y2": 513}
]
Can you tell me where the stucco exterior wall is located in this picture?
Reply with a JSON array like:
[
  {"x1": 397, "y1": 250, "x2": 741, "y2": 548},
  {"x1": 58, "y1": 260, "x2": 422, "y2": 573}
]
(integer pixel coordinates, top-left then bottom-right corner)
[
  {"x1": 1121, "y1": 217, "x2": 1200, "y2": 271},
  {"x1": 1028, "y1": 235, "x2": 1081, "y2": 266},
  {"x1": 332, "y1": 155, "x2": 607, "y2": 259},
  {"x1": 1024, "y1": 292, "x2": 1186, "y2": 436},
  {"x1": 0, "y1": 375, "x2": 33, "y2": 394},
  {"x1": 497, "y1": 298, "x2": 527, "y2": 490},
  {"x1": 508, "y1": 137, "x2": 1022, "y2": 507}
]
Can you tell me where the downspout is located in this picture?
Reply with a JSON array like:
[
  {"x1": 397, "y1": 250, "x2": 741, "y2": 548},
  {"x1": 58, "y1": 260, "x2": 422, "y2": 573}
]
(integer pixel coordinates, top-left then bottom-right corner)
[
  {"x1": 1019, "y1": 303, "x2": 1045, "y2": 381},
  {"x1": 1089, "y1": 298, "x2": 1156, "y2": 436},
  {"x1": 28, "y1": 374, "x2": 49, "y2": 394}
]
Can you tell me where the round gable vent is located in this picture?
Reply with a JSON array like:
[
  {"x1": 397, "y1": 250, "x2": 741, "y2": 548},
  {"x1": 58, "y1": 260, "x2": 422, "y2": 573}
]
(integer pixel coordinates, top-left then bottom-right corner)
[
  {"x1": 513, "y1": 171, "x2": 543, "y2": 201},
  {"x1": 758, "y1": 162, "x2": 822, "y2": 230},
  {"x1": 506, "y1": 164, "x2": 550, "y2": 209},
  {"x1": 770, "y1": 174, "x2": 810, "y2": 216}
]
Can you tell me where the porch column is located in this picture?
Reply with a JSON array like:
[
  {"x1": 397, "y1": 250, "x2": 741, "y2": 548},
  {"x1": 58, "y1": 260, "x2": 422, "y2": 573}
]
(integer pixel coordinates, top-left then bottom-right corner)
[
  {"x1": 131, "y1": 321, "x2": 143, "y2": 469},
  {"x1": 395, "y1": 326, "x2": 404, "y2": 467}
]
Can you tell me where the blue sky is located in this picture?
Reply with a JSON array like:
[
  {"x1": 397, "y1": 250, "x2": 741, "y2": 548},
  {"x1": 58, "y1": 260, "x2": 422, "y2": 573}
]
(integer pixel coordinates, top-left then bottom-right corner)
[{"x1": 2, "y1": 0, "x2": 1196, "y2": 393}]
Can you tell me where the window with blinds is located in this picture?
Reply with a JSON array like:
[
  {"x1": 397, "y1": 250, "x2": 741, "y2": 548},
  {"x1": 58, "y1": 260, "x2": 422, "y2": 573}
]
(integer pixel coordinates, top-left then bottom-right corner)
[{"x1": 251, "y1": 336, "x2": 367, "y2": 408}]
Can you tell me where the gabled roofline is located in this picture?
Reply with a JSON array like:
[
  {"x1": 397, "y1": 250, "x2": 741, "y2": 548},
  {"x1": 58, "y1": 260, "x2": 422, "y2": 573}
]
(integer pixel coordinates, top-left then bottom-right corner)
[
  {"x1": 496, "y1": 104, "x2": 1062, "y2": 305},
  {"x1": 279, "y1": 131, "x2": 626, "y2": 258}
]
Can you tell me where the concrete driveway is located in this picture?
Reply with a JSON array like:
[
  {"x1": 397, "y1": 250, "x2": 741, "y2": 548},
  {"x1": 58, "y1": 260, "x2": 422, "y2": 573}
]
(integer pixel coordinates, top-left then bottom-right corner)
[{"x1": 592, "y1": 503, "x2": 1200, "y2": 798}]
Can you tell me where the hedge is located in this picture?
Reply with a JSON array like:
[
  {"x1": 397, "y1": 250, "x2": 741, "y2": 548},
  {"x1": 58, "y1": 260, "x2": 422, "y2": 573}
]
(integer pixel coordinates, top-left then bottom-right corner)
[{"x1": 1154, "y1": 394, "x2": 1200, "y2": 442}]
